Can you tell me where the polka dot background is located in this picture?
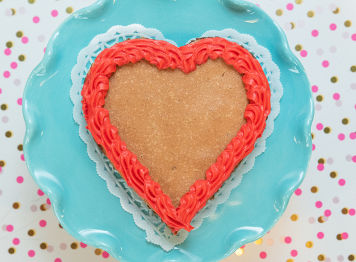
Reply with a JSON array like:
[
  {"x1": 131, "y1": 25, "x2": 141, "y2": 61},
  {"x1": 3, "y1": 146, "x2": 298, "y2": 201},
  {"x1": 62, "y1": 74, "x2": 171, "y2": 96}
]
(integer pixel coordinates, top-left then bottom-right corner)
[{"x1": 0, "y1": 0, "x2": 355, "y2": 261}]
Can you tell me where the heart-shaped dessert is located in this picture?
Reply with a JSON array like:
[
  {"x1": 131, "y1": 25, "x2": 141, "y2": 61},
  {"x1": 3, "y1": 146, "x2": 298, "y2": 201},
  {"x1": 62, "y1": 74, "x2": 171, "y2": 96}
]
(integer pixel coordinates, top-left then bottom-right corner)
[{"x1": 82, "y1": 37, "x2": 270, "y2": 233}]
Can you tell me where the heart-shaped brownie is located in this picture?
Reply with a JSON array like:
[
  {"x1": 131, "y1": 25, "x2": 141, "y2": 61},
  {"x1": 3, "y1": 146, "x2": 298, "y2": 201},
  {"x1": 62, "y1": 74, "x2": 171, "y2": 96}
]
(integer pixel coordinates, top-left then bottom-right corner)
[{"x1": 82, "y1": 37, "x2": 270, "y2": 233}]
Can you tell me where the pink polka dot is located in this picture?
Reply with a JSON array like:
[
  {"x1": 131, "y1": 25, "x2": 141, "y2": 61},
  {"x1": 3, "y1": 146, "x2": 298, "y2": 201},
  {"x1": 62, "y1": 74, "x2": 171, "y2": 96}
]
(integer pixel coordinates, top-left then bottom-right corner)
[
  {"x1": 51, "y1": 10, "x2": 58, "y2": 17},
  {"x1": 312, "y1": 30, "x2": 319, "y2": 37},
  {"x1": 341, "y1": 232, "x2": 349, "y2": 239},
  {"x1": 315, "y1": 201, "x2": 323, "y2": 208},
  {"x1": 54, "y1": 259, "x2": 62, "y2": 262},
  {"x1": 291, "y1": 250, "x2": 298, "y2": 257},
  {"x1": 312, "y1": 144, "x2": 315, "y2": 151},
  {"x1": 286, "y1": 3, "x2": 294, "y2": 10},
  {"x1": 6, "y1": 225, "x2": 14, "y2": 232},
  {"x1": 350, "y1": 132, "x2": 356, "y2": 140},
  {"x1": 259, "y1": 251, "x2": 267, "y2": 259},
  {"x1": 317, "y1": 232, "x2": 324, "y2": 239},
  {"x1": 316, "y1": 123, "x2": 323, "y2": 130},
  {"x1": 317, "y1": 164, "x2": 324, "y2": 171},
  {"x1": 295, "y1": 188, "x2": 302, "y2": 196},
  {"x1": 17, "y1": 98, "x2": 22, "y2": 105},
  {"x1": 37, "y1": 189, "x2": 44, "y2": 196},
  {"x1": 284, "y1": 236, "x2": 292, "y2": 244},
  {"x1": 80, "y1": 242, "x2": 87, "y2": 248},
  {"x1": 12, "y1": 238, "x2": 20, "y2": 245},
  {"x1": 4, "y1": 48, "x2": 11, "y2": 56},
  {"x1": 349, "y1": 208, "x2": 355, "y2": 216},
  {"x1": 352, "y1": 34, "x2": 356, "y2": 41},
  {"x1": 10, "y1": 62, "x2": 18, "y2": 69},
  {"x1": 102, "y1": 251, "x2": 110, "y2": 258},
  {"x1": 338, "y1": 179, "x2": 346, "y2": 186},
  {"x1": 21, "y1": 36, "x2": 29, "y2": 44},
  {"x1": 3, "y1": 71, "x2": 10, "y2": 78},
  {"x1": 16, "y1": 176, "x2": 24, "y2": 184},
  {"x1": 338, "y1": 133, "x2": 345, "y2": 141},
  {"x1": 352, "y1": 156, "x2": 356, "y2": 163},
  {"x1": 28, "y1": 250, "x2": 35, "y2": 257},
  {"x1": 329, "y1": 23, "x2": 337, "y2": 31},
  {"x1": 20, "y1": 154, "x2": 25, "y2": 161},
  {"x1": 46, "y1": 198, "x2": 51, "y2": 205},
  {"x1": 324, "y1": 209, "x2": 332, "y2": 217},
  {"x1": 311, "y1": 85, "x2": 318, "y2": 92},
  {"x1": 322, "y1": 60, "x2": 329, "y2": 67},
  {"x1": 300, "y1": 50, "x2": 308, "y2": 57},
  {"x1": 39, "y1": 220, "x2": 47, "y2": 227},
  {"x1": 33, "y1": 16, "x2": 40, "y2": 23},
  {"x1": 333, "y1": 93, "x2": 340, "y2": 100}
]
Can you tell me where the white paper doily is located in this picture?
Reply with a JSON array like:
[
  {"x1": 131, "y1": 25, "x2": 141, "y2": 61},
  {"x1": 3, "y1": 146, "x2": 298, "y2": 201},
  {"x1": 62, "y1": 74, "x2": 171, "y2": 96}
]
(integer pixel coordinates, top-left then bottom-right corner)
[{"x1": 70, "y1": 24, "x2": 282, "y2": 251}]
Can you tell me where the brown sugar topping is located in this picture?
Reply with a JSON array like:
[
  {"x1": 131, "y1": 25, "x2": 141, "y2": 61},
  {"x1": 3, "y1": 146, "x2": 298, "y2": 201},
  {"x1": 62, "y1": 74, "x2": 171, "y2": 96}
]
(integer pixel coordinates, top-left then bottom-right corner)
[{"x1": 105, "y1": 59, "x2": 247, "y2": 206}]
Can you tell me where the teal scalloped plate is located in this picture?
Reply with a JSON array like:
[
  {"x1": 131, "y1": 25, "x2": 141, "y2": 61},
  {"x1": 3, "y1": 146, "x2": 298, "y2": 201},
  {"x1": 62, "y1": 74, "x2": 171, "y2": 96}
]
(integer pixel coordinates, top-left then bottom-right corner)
[{"x1": 23, "y1": 0, "x2": 314, "y2": 261}]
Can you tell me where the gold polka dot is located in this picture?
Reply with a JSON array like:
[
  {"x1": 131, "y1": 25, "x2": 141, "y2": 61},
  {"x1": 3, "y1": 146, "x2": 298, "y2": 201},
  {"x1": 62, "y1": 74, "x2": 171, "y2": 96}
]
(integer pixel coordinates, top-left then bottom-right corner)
[
  {"x1": 342, "y1": 208, "x2": 349, "y2": 214},
  {"x1": 316, "y1": 95, "x2": 323, "y2": 102},
  {"x1": 11, "y1": 8, "x2": 16, "y2": 15},
  {"x1": 16, "y1": 31, "x2": 23, "y2": 38},
  {"x1": 318, "y1": 254, "x2": 325, "y2": 261},
  {"x1": 318, "y1": 158, "x2": 325, "y2": 164},
  {"x1": 295, "y1": 44, "x2": 302, "y2": 51},
  {"x1": 59, "y1": 223, "x2": 63, "y2": 229},
  {"x1": 349, "y1": 254, "x2": 355, "y2": 261},
  {"x1": 276, "y1": 9, "x2": 283, "y2": 16},
  {"x1": 337, "y1": 234, "x2": 342, "y2": 240},
  {"x1": 235, "y1": 248, "x2": 244, "y2": 256},
  {"x1": 318, "y1": 216, "x2": 325, "y2": 223},
  {"x1": 40, "y1": 204, "x2": 47, "y2": 211},
  {"x1": 28, "y1": 0, "x2": 35, "y2": 3},
  {"x1": 311, "y1": 186, "x2": 318, "y2": 193},
  {"x1": 0, "y1": 160, "x2": 5, "y2": 167},
  {"x1": 17, "y1": 144, "x2": 23, "y2": 151},
  {"x1": 342, "y1": 118, "x2": 349, "y2": 125},
  {"x1": 287, "y1": 259, "x2": 294, "y2": 262},
  {"x1": 295, "y1": 0, "x2": 302, "y2": 4},
  {"x1": 306, "y1": 241, "x2": 313, "y2": 248},
  {"x1": 1, "y1": 104, "x2": 8, "y2": 110},
  {"x1": 311, "y1": 133, "x2": 314, "y2": 139},
  {"x1": 5, "y1": 131, "x2": 12, "y2": 138},
  {"x1": 8, "y1": 247, "x2": 15, "y2": 254},
  {"x1": 307, "y1": 11, "x2": 314, "y2": 17},
  {"x1": 330, "y1": 171, "x2": 338, "y2": 178},
  {"x1": 333, "y1": 7, "x2": 340, "y2": 14},
  {"x1": 6, "y1": 41, "x2": 13, "y2": 48},
  {"x1": 71, "y1": 242, "x2": 78, "y2": 249},
  {"x1": 12, "y1": 202, "x2": 20, "y2": 209},
  {"x1": 40, "y1": 242, "x2": 47, "y2": 249},
  {"x1": 345, "y1": 20, "x2": 352, "y2": 27},
  {"x1": 351, "y1": 66, "x2": 356, "y2": 72},
  {"x1": 290, "y1": 214, "x2": 298, "y2": 221},
  {"x1": 95, "y1": 248, "x2": 102, "y2": 255},
  {"x1": 331, "y1": 76, "x2": 338, "y2": 83},
  {"x1": 18, "y1": 54, "x2": 26, "y2": 61},
  {"x1": 254, "y1": 238, "x2": 263, "y2": 245},
  {"x1": 323, "y1": 127, "x2": 331, "y2": 134},
  {"x1": 66, "y1": 7, "x2": 73, "y2": 14},
  {"x1": 290, "y1": 22, "x2": 295, "y2": 30},
  {"x1": 28, "y1": 229, "x2": 35, "y2": 236}
]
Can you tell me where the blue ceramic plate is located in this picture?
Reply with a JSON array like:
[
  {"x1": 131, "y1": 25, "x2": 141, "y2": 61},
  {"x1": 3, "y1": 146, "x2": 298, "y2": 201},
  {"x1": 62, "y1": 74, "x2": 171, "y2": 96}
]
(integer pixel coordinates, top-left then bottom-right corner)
[{"x1": 23, "y1": 0, "x2": 314, "y2": 261}]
